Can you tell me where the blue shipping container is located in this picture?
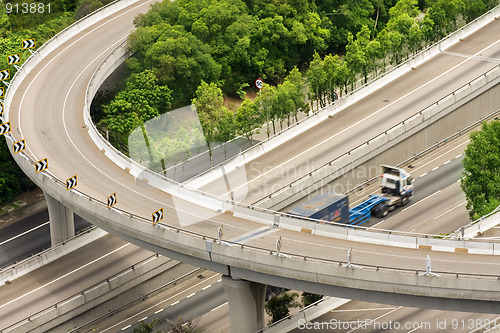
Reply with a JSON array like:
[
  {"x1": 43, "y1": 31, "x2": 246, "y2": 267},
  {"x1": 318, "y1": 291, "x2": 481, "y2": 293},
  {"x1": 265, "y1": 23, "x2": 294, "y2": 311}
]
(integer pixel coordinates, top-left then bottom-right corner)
[{"x1": 288, "y1": 192, "x2": 350, "y2": 224}]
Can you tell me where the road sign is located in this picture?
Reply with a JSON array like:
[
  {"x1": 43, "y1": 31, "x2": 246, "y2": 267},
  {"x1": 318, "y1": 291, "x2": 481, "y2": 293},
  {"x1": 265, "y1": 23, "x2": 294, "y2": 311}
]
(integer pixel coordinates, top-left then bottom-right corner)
[
  {"x1": 152, "y1": 208, "x2": 163, "y2": 225},
  {"x1": 255, "y1": 78, "x2": 263, "y2": 90},
  {"x1": 13, "y1": 140, "x2": 25, "y2": 154},
  {"x1": 35, "y1": 158, "x2": 48, "y2": 173},
  {"x1": 0, "y1": 121, "x2": 10, "y2": 135},
  {"x1": 22, "y1": 39, "x2": 36, "y2": 49},
  {"x1": 0, "y1": 87, "x2": 4, "y2": 98},
  {"x1": 7, "y1": 54, "x2": 20, "y2": 65},
  {"x1": 66, "y1": 175, "x2": 77, "y2": 190},
  {"x1": 107, "y1": 193, "x2": 117, "y2": 209},
  {"x1": 0, "y1": 70, "x2": 10, "y2": 81}
]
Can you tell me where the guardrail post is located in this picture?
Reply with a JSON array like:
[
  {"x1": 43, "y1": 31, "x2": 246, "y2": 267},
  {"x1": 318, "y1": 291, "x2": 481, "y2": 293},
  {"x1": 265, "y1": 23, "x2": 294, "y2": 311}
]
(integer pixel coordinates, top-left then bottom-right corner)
[{"x1": 44, "y1": 191, "x2": 75, "y2": 246}]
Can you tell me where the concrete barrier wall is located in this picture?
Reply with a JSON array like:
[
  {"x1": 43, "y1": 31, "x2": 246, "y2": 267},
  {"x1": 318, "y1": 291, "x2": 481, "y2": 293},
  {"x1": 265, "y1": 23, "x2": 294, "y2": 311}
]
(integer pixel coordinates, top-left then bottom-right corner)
[
  {"x1": 5, "y1": 0, "x2": 500, "y2": 260},
  {"x1": 75, "y1": 0, "x2": 500, "y2": 253},
  {"x1": 5, "y1": 0, "x2": 500, "y2": 317},
  {"x1": 7, "y1": 148, "x2": 500, "y2": 317},
  {"x1": 185, "y1": 5, "x2": 500, "y2": 190},
  {"x1": 3, "y1": 255, "x2": 181, "y2": 333}
]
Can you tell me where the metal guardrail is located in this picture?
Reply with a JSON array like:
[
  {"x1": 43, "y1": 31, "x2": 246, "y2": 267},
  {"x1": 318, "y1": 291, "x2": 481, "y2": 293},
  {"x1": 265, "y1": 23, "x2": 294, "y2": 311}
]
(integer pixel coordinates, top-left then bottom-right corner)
[{"x1": 2, "y1": 5, "x2": 500, "y2": 329}]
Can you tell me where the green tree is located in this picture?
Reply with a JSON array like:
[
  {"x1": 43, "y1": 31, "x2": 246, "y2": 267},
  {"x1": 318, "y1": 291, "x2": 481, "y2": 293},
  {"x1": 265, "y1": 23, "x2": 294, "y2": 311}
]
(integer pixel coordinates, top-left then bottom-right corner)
[
  {"x1": 192, "y1": 81, "x2": 227, "y2": 166},
  {"x1": 265, "y1": 291, "x2": 301, "y2": 323},
  {"x1": 345, "y1": 26, "x2": 371, "y2": 84},
  {"x1": 134, "y1": 318, "x2": 164, "y2": 333},
  {"x1": 99, "y1": 70, "x2": 172, "y2": 149},
  {"x1": 463, "y1": 0, "x2": 487, "y2": 23},
  {"x1": 215, "y1": 107, "x2": 236, "y2": 159},
  {"x1": 306, "y1": 52, "x2": 327, "y2": 110},
  {"x1": 284, "y1": 67, "x2": 307, "y2": 122},
  {"x1": 256, "y1": 83, "x2": 277, "y2": 137},
  {"x1": 128, "y1": 24, "x2": 221, "y2": 106},
  {"x1": 461, "y1": 121, "x2": 500, "y2": 220},
  {"x1": 426, "y1": 0, "x2": 465, "y2": 39},
  {"x1": 235, "y1": 99, "x2": 261, "y2": 145},
  {"x1": 301, "y1": 292, "x2": 323, "y2": 307}
]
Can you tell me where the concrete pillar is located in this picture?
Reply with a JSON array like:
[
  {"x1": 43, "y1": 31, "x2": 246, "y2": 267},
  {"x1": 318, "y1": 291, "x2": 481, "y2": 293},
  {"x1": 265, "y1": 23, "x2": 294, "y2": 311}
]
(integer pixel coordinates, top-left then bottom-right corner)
[
  {"x1": 222, "y1": 275, "x2": 266, "y2": 333},
  {"x1": 44, "y1": 192, "x2": 75, "y2": 246}
]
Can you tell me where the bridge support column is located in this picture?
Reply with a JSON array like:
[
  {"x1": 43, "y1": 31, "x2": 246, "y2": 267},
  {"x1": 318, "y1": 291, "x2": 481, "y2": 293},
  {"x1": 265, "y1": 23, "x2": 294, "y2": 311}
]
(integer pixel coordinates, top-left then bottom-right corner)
[
  {"x1": 44, "y1": 191, "x2": 75, "y2": 246},
  {"x1": 222, "y1": 275, "x2": 266, "y2": 333}
]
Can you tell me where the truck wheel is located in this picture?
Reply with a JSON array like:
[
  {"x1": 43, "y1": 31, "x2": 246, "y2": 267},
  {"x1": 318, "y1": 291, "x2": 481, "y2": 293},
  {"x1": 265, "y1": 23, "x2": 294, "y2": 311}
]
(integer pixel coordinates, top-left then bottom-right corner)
[
  {"x1": 401, "y1": 195, "x2": 409, "y2": 206},
  {"x1": 373, "y1": 203, "x2": 389, "y2": 218},
  {"x1": 380, "y1": 204, "x2": 389, "y2": 217}
]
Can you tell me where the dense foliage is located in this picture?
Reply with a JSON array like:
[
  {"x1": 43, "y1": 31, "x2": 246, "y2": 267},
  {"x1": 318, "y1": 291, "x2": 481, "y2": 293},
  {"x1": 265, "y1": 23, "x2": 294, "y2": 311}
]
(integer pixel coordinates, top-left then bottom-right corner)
[
  {"x1": 0, "y1": 140, "x2": 37, "y2": 205},
  {"x1": 95, "y1": 0, "x2": 497, "y2": 168},
  {"x1": 301, "y1": 292, "x2": 323, "y2": 307},
  {"x1": 265, "y1": 291, "x2": 301, "y2": 323},
  {"x1": 461, "y1": 121, "x2": 500, "y2": 220},
  {"x1": 133, "y1": 317, "x2": 203, "y2": 333}
]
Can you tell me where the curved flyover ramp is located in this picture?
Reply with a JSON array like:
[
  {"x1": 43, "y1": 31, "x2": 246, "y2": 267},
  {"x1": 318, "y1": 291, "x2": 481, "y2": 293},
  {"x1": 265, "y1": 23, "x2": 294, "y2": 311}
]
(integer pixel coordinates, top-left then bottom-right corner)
[{"x1": 3, "y1": 0, "x2": 500, "y2": 331}]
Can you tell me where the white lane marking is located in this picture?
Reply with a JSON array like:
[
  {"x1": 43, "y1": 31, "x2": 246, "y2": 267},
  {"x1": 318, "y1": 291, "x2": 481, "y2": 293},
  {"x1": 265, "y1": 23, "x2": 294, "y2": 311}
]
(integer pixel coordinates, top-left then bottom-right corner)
[
  {"x1": 432, "y1": 166, "x2": 439, "y2": 171},
  {"x1": 17, "y1": 0, "x2": 156, "y2": 157},
  {"x1": 154, "y1": 309, "x2": 163, "y2": 314},
  {"x1": 121, "y1": 325, "x2": 131, "y2": 331},
  {"x1": 410, "y1": 139, "x2": 469, "y2": 174},
  {"x1": 433, "y1": 201, "x2": 467, "y2": 220},
  {"x1": 0, "y1": 221, "x2": 49, "y2": 245},
  {"x1": 331, "y1": 307, "x2": 397, "y2": 312},
  {"x1": 14, "y1": 0, "x2": 257, "y2": 239},
  {"x1": 221, "y1": 40, "x2": 500, "y2": 198},
  {"x1": 171, "y1": 301, "x2": 179, "y2": 306},
  {"x1": 350, "y1": 140, "x2": 467, "y2": 207},
  {"x1": 442, "y1": 51, "x2": 500, "y2": 62},
  {"x1": 60, "y1": 52, "x2": 251, "y2": 234},
  {"x1": 367, "y1": 220, "x2": 384, "y2": 229},
  {"x1": 202, "y1": 285, "x2": 211, "y2": 290},
  {"x1": 347, "y1": 306, "x2": 403, "y2": 332},
  {"x1": 0, "y1": 243, "x2": 130, "y2": 310},
  {"x1": 211, "y1": 302, "x2": 228, "y2": 312},
  {"x1": 456, "y1": 154, "x2": 463, "y2": 159},
  {"x1": 186, "y1": 293, "x2": 196, "y2": 298},
  {"x1": 443, "y1": 160, "x2": 450, "y2": 165},
  {"x1": 99, "y1": 273, "x2": 221, "y2": 332},
  {"x1": 138, "y1": 317, "x2": 147, "y2": 321},
  {"x1": 401, "y1": 190, "x2": 441, "y2": 212}
]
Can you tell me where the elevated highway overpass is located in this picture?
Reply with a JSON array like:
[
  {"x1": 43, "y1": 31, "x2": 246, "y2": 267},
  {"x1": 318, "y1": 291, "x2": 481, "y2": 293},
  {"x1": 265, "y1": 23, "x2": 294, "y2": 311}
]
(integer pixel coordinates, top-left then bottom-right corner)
[{"x1": 2, "y1": 0, "x2": 500, "y2": 331}]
